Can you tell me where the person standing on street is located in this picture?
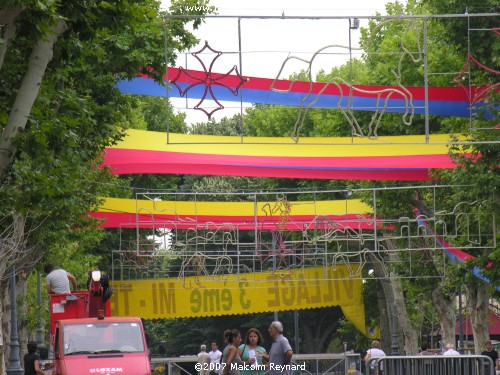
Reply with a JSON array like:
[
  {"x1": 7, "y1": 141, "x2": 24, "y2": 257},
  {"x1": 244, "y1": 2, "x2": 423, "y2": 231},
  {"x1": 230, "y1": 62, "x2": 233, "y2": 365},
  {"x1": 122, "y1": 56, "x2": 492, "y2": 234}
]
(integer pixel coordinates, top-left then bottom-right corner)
[
  {"x1": 481, "y1": 340, "x2": 499, "y2": 373},
  {"x1": 263, "y1": 321, "x2": 293, "y2": 375},
  {"x1": 209, "y1": 341, "x2": 222, "y2": 375},
  {"x1": 364, "y1": 340, "x2": 386, "y2": 374},
  {"x1": 24, "y1": 341, "x2": 44, "y2": 375},
  {"x1": 442, "y1": 343, "x2": 460, "y2": 356},
  {"x1": 419, "y1": 343, "x2": 435, "y2": 356},
  {"x1": 198, "y1": 344, "x2": 211, "y2": 375},
  {"x1": 221, "y1": 329, "x2": 255, "y2": 375},
  {"x1": 239, "y1": 328, "x2": 267, "y2": 375}
]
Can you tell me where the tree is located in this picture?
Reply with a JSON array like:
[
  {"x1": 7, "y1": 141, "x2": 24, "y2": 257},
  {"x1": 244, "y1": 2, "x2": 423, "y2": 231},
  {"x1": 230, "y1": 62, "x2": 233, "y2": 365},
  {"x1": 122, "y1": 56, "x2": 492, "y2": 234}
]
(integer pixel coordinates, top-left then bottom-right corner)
[
  {"x1": 351, "y1": 0, "x2": 498, "y2": 355},
  {"x1": 433, "y1": 132, "x2": 499, "y2": 353},
  {"x1": 422, "y1": 0, "x2": 499, "y2": 354},
  {"x1": 0, "y1": 0, "x2": 211, "y2": 368}
]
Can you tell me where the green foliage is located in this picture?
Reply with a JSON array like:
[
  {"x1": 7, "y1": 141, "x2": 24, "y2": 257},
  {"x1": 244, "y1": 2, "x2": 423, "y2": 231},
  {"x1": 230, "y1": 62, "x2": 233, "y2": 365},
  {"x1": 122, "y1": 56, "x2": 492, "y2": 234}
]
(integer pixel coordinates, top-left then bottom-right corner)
[
  {"x1": 0, "y1": 0, "x2": 213, "y2": 352},
  {"x1": 190, "y1": 114, "x2": 243, "y2": 136},
  {"x1": 433, "y1": 128, "x2": 499, "y2": 291},
  {"x1": 134, "y1": 96, "x2": 187, "y2": 133},
  {"x1": 0, "y1": 0, "x2": 209, "y2": 247},
  {"x1": 421, "y1": 0, "x2": 499, "y2": 294},
  {"x1": 244, "y1": 105, "x2": 305, "y2": 137},
  {"x1": 337, "y1": 320, "x2": 371, "y2": 354},
  {"x1": 421, "y1": 0, "x2": 499, "y2": 76}
]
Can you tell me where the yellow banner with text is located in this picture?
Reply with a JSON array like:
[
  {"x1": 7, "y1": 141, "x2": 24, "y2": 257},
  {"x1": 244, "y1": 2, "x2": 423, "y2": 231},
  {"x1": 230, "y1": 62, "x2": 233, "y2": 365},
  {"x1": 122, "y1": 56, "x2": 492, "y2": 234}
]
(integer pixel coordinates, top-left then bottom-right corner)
[{"x1": 110, "y1": 265, "x2": 366, "y2": 333}]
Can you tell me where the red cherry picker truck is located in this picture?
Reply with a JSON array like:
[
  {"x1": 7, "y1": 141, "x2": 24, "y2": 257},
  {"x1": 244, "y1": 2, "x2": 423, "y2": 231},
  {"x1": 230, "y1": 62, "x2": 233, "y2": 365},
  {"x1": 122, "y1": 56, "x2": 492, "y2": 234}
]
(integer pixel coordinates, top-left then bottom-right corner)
[{"x1": 47, "y1": 270, "x2": 151, "y2": 375}]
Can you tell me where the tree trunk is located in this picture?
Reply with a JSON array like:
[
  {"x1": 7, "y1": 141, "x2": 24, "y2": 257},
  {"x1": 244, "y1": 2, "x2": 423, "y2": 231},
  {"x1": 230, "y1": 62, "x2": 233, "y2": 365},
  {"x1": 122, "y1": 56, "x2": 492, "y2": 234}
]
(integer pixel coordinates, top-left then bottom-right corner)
[
  {"x1": 431, "y1": 287, "x2": 456, "y2": 349},
  {"x1": 465, "y1": 283, "x2": 490, "y2": 354},
  {"x1": 376, "y1": 280, "x2": 391, "y2": 353},
  {"x1": 300, "y1": 309, "x2": 340, "y2": 353},
  {"x1": 369, "y1": 253, "x2": 395, "y2": 354},
  {"x1": 389, "y1": 269, "x2": 419, "y2": 355},
  {"x1": 384, "y1": 239, "x2": 419, "y2": 355},
  {"x1": 0, "y1": 18, "x2": 67, "y2": 178},
  {"x1": 0, "y1": 212, "x2": 44, "y2": 370},
  {"x1": 0, "y1": 5, "x2": 22, "y2": 71}
]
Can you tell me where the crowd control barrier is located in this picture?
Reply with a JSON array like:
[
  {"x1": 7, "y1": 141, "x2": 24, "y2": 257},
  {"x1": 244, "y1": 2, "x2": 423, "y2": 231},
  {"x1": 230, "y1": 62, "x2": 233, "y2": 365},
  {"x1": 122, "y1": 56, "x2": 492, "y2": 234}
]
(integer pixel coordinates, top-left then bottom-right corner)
[
  {"x1": 370, "y1": 355, "x2": 495, "y2": 375},
  {"x1": 152, "y1": 353, "x2": 362, "y2": 375}
]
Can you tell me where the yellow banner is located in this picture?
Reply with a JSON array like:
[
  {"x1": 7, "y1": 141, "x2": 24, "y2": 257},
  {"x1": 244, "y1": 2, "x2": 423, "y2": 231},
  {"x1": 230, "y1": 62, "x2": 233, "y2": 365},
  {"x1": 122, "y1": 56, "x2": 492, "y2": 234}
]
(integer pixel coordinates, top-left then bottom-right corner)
[{"x1": 110, "y1": 265, "x2": 366, "y2": 334}]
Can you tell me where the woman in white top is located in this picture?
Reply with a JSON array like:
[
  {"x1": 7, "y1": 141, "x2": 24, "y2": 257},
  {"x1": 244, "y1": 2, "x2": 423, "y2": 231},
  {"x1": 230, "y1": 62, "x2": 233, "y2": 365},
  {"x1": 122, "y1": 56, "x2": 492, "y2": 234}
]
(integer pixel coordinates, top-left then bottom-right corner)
[{"x1": 364, "y1": 340, "x2": 386, "y2": 372}]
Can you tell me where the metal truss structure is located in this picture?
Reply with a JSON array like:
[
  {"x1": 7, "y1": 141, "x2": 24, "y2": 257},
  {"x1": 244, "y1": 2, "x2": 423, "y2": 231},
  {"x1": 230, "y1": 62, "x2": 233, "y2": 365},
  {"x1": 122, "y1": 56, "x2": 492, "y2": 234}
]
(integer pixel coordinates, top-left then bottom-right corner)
[
  {"x1": 163, "y1": 13, "x2": 499, "y2": 143},
  {"x1": 111, "y1": 185, "x2": 496, "y2": 284}
]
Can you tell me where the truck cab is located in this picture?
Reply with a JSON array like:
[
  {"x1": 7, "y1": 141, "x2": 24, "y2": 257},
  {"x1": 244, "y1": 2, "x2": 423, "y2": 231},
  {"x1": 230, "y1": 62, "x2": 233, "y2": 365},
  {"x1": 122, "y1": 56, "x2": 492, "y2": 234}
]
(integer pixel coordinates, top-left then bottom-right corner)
[
  {"x1": 53, "y1": 316, "x2": 151, "y2": 375},
  {"x1": 48, "y1": 271, "x2": 150, "y2": 374}
]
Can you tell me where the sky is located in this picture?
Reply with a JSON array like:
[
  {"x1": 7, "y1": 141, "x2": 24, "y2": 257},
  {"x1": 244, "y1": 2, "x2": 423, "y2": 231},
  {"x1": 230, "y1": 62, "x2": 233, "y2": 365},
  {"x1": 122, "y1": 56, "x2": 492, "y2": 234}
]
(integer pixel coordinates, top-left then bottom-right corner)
[{"x1": 162, "y1": 0, "x2": 400, "y2": 125}]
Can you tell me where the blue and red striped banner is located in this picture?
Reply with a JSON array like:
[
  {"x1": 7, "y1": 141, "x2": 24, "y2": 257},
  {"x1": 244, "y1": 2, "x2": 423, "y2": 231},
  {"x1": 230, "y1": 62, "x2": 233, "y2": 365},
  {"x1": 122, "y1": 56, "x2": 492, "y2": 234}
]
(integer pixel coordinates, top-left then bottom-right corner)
[
  {"x1": 415, "y1": 208, "x2": 499, "y2": 291},
  {"x1": 116, "y1": 68, "x2": 481, "y2": 117}
]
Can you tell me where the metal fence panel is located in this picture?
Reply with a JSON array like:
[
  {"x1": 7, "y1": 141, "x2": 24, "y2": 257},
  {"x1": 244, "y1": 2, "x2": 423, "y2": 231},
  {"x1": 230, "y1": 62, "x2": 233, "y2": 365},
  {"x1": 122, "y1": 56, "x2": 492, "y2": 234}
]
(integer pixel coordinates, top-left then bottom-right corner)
[
  {"x1": 373, "y1": 355, "x2": 495, "y2": 375},
  {"x1": 151, "y1": 353, "x2": 362, "y2": 375}
]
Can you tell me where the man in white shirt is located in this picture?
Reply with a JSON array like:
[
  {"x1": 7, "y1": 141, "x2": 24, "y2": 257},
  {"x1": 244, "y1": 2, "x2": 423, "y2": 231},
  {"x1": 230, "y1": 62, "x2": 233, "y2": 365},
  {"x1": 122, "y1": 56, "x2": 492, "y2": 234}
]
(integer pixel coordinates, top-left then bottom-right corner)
[
  {"x1": 198, "y1": 344, "x2": 210, "y2": 375},
  {"x1": 44, "y1": 264, "x2": 77, "y2": 294},
  {"x1": 442, "y1": 343, "x2": 460, "y2": 356},
  {"x1": 208, "y1": 341, "x2": 222, "y2": 375}
]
